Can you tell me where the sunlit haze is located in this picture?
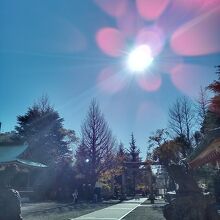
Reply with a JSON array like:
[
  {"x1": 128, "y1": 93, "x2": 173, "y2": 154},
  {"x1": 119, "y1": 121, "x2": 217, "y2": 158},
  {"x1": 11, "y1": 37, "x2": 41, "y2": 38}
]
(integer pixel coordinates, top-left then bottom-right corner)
[
  {"x1": 127, "y1": 44, "x2": 153, "y2": 73},
  {"x1": 0, "y1": 0, "x2": 220, "y2": 156}
]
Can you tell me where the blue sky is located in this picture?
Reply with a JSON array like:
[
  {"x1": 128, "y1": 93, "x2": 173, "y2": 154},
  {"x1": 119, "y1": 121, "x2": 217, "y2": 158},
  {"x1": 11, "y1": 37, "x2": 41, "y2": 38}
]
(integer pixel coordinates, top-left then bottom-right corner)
[{"x1": 0, "y1": 0, "x2": 219, "y2": 157}]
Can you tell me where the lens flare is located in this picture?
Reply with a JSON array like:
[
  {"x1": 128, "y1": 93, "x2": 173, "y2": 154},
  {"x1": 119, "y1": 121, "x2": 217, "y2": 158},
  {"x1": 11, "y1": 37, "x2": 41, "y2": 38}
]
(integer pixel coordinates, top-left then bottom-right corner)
[
  {"x1": 136, "y1": 0, "x2": 170, "y2": 21},
  {"x1": 170, "y1": 64, "x2": 214, "y2": 98},
  {"x1": 96, "y1": 27, "x2": 125, "y2": 57},
  {"x1": 135, "y1": 27, "x2": 164, "y2": 56},
  {"x1": 127, "y1": 44, "x2": 153, "y2": 72},
  {"x1": 137, "y1": 74, "x2": 162, "y2": 92},
  {"x1": 171, "y1": 7, "x2": 220, "y2": 56},
  {"x1": 94, "y1": 0, "x2": 128, "y2": 18},
  {"x1": 97, "y1": 66, "x2": 126, "y2": 94}
]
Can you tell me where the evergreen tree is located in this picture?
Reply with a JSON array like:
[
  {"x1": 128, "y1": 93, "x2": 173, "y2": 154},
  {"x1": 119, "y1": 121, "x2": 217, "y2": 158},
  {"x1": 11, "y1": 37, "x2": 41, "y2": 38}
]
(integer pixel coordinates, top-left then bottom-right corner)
[
  {"x1": 127, "y1": 133, "x2": 140, "y2": 194},
  {"x1": 15, "y1": 96, "x2": 78, "y2": 200},
  {"x1": 0, "y1": 132, "x2": 22, "y2": 146},
  {"x1": 128, "y1": 133, "x2": 140, "y2": 162},
  {"x1": 117, "y1": 142, "x2": 129, "y2": 162},
  {"x1": 114, "y1": 142, "x2": 127, "y2": 186},
  {"x1": 203, "y1": 65, "x2": 220, "y2": 131},
  {"x1": 117, "y1": 142, "x2": 125, "y2": 157},
  {"x1": 15, "y1": 96, "x2": 73, "y2": 165}
]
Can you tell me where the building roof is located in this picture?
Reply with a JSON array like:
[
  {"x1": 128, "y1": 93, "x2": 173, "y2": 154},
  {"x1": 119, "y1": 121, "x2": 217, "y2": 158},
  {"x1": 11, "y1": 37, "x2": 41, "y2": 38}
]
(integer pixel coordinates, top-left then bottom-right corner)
[
  {"x1": 189, "y1": 128, "x2": 220, "y2": 168},
  {"x1": 0, "y1": 144, "x2": 27, "y2": 162},
  {"x1": 0, "y1": 144, "x2": 47, "y2": 168}
]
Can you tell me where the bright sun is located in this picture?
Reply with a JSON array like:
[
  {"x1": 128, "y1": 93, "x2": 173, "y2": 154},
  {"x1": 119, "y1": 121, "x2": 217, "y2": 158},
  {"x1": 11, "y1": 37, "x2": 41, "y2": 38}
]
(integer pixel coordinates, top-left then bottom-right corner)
[{"x1": 127, "y1": 44, "x2": 154, "y2": 73}]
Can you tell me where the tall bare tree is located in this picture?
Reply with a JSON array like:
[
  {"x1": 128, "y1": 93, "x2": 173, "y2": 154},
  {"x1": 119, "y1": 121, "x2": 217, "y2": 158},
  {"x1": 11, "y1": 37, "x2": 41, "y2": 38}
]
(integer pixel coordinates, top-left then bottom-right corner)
[
  {"x1": 76, "y1": 99, "x2": 115, "y2": 186},
  {"x1": 168, "y1": 97, "x2": 195, "y2": 146},
  {"x1": 148, "y1": 129, "x2": 169, "y2": 149},
  {"x1": 182, "y1": 97, "x2": 195, "y2": 143},
  {"x1": 196, "y1": 87, "x2": 209, "y2": 132},
  {"x1": 168, "y1": 98, "x2": 184, "y2": 137}
]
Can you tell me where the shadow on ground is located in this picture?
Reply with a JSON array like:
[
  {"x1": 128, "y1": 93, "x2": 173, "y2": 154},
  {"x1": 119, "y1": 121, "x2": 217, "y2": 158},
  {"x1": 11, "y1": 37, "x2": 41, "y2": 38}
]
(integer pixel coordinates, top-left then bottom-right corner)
[
  {"x1": 22, "y1": 202, "x2": 110, "y2": 220},
  {"x1": 122, "y1": 199, "x2": 166, "y2": 220}
]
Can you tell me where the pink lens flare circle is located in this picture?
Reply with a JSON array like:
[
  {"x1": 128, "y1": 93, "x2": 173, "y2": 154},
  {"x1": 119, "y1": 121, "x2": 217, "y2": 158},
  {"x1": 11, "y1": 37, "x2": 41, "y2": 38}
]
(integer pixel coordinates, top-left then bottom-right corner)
[
  {"x1": 96, "y1": 27, "x2": 125, "y2": 57},
  {"x1": 136, "y1": 0, "x2": 170, "y2": 21}
]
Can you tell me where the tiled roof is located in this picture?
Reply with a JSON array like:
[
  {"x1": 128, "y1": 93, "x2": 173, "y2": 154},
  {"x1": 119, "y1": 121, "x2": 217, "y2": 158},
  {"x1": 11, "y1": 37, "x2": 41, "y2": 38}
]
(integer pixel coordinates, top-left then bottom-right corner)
[
  {"x1": 188, "y1": 128, "x2": 220, "y2": 168},
  {"x1": 0, "y1": 144, "x2": 27, "y2": 162},
  {"x1": 0, "y1": 144, "x2": 47, "y2": 168}
]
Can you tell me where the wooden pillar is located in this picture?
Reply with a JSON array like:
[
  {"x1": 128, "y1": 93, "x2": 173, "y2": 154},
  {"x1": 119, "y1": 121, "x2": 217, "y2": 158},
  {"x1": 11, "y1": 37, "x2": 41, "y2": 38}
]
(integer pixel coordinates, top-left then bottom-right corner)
[{"x1": 121, "y1": 170, "x2": 126, "y2": 200}]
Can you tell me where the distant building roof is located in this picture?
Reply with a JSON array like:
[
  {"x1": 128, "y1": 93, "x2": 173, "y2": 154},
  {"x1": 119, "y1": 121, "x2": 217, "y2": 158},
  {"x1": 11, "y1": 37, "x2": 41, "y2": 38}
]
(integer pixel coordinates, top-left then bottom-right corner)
[
  {"x1": 0, "y1": 144, "x2": 47, "y2": 168},
  {"x1": 189, "y1": 128, "x2": 220, "y2": 168}
]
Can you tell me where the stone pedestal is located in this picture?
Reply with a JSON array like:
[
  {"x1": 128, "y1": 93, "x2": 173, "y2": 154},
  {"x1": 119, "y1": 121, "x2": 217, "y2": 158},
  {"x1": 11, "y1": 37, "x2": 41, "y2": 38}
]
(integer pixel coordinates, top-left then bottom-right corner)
[
  {"x1": 0, "y1": 188, "x2": 23, "y2": 220},
  {"x1": 163, "y1": 164, "x2": 219, "y2": 220}
]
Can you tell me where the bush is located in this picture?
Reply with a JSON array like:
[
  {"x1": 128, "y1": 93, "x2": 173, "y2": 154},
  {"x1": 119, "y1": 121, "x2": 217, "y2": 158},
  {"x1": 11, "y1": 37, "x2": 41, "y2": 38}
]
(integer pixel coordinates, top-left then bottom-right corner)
[{"x1": 101, "y1": 184, "x2": 113, "y2": 200}]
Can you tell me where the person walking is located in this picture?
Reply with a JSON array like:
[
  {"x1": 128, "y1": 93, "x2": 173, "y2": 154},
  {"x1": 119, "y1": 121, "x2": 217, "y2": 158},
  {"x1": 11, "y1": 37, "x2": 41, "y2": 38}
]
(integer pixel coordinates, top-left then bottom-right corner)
[{"x1": 72, "y1": 189, "x2": 78, "y2": 204}]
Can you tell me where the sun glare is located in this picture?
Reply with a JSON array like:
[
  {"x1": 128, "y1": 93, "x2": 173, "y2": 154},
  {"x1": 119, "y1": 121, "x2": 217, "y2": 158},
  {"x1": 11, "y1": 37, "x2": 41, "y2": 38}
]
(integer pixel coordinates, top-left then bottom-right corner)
[{"x1": 127, "y1": 44, "x2": 154, "y2": 73}]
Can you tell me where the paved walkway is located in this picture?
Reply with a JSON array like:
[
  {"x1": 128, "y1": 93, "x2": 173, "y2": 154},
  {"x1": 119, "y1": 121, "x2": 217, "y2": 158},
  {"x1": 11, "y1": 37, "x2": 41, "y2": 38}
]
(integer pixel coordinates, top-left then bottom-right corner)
[{"x1": 71, "y1": 198, "x2": 147, "y2": 220}]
